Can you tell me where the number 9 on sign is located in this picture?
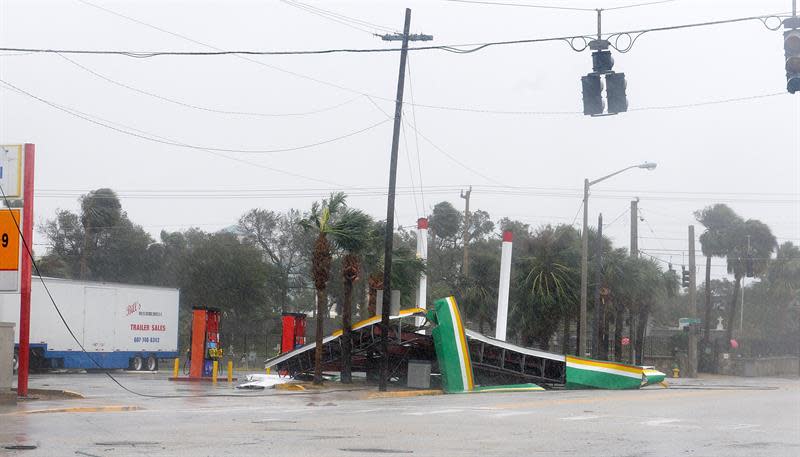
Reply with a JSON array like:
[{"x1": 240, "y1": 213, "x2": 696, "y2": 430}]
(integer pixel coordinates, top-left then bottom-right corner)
[{"x1": 0, "y1": 209, "x2": 20, "y2": 271}]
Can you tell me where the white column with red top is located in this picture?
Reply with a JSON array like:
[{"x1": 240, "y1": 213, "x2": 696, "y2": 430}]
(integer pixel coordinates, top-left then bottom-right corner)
[
  {"x1": 415, "y1": 218, "x2": 428, "y2": 313},
  {"x1": 495, "y1": 230, "x2": 513, "y2": 341}
]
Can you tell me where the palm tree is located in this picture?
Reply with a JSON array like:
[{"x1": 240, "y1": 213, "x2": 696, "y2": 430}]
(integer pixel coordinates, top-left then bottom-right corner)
[
  {"x1": 330, "y1": 209, "x2": 374, "y2": 384},
  {"x1": 695, "y1": 204, "x2": 742, "y2": 348},
  {"x1": 362, "y1": 222, "x2": 426, "y2": 316},
  {"x1": 299, "y1": 192, "x2": 348, "y2": 385},
  {"x1": 723, "y1": 219, "x2": 776, "y2": 342},
  {"x1": 514, "y1": 225, "x2": 580, "y2": 350}
]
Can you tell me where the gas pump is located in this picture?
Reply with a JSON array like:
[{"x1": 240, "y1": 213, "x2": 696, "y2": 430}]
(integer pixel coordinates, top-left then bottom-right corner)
[
  {"x1": 281, "y1": 313, "x2": 307, "y2": 353},
  {"x1": 189, "y1": 306, "x2": 224, "y2": 378}
]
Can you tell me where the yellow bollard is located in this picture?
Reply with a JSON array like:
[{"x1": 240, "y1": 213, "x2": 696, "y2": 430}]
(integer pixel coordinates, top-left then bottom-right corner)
[
  {"x1": 212, "y1": 360, "x2": 218, "y2": 383},
  {"x1": 227, "y1": 360, "x2": 233, "y2": 383},
  {"x1": 266, "y1": 366, "x2": 271, "y2": 375},
  {"x1": 672, "y1": 367, "x2": 680, "y2": 378},
  {"x1": 172, "y1": 358, "x2": 180, "y2": 378}
]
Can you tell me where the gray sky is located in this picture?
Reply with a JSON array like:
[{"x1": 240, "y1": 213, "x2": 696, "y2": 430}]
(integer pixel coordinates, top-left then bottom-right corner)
[{"x1": 1, "y1": 0, "x2": 798, "y2": 282}]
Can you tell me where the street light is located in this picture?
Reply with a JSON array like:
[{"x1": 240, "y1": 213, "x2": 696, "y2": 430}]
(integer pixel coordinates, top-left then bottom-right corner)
[{"x1": 579, "y1": 162, "x2": 657, "y2": 358}]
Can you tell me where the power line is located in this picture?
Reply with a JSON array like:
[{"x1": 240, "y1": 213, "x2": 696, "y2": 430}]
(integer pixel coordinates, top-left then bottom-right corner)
[
  {"x1": 444, "y1": 0, "x2": 677, "y2": 12},
  {"x1": 364, "y1": 95, "x2": 504, "y2": 186},
  {"x1": 3, "y1": 12, "x2": 789, "y2": 58},
  {"x1": 0, "y1": 78, "x2": 390, "y2": 155},
  {"x1": 280, "y1": 0, "x2": 397, "y2": 35},
  {"x1": 443, "y1": 0, "x2": 594, "y2": 11},
  {"x1": 604, "y1": 205, "x2": 630, "y2": 228},
  {"x1": 0, "y1": 80, "x2": 342, "y2": 186},
  {"x1": 55, "y1": 52, "x2": 364, "y2": 118},
  {"x1": 73, "y1": 0, "x2": 383, "y2": 101},
  {"x1": 406, "y1": 56, "x2": 426, "y2": 212}
]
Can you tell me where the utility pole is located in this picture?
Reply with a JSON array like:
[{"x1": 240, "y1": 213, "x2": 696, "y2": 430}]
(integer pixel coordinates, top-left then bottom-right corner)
[
  {"x1": 580, "y1": 179, "x2": 589, "y2": 357},
  {"x1": 630, "y1": 199, "x2": 638, "y2": 258},
  {"x1": 378, "y1": 9, "x2": 432, "y2": 392},
  {"x1": 460, "y1": 186, "x2": 472, "y2": 277},
  {"x1": 687, "y1": 225, "x2": 698, "y2": 378},
  {"x1": 629, "y1": 198, "x2": 638, "y2": 364},
  {"x1": 592, "y1": 213, "x2": 603, "y2": 359}
]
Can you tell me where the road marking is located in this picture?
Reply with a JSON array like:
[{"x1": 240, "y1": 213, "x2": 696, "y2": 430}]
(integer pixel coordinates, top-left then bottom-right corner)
[
  {"x1": 24, "y1": 405, "x2": 142, "y2": 414},
  {"x1": 491, "y1": 388, "x2": 737, "y2": 410},
  {"x1": 643, "y1": 418, "x2": 680, "y2": 426},
  {"x1": 560, "y1": 415, "x2": 603, "y2": 421},
  {"x1": 403, "y1": 408, "x2": 463, "y2": 416},
  {"x1": 365, "y1": 389, "x2": 443, "y2": 400}
]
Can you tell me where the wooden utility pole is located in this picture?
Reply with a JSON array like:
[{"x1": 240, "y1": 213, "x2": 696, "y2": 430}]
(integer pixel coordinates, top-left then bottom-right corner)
[
  {"x1": 687, "y1": 225, "x2": 698, "y2": 377},
  {"x1": 460, "y1": 186, "x2": 472, "y2": 276},
  {"x1": 377, "y1": 9, "x2": 432, "y2": 392}
]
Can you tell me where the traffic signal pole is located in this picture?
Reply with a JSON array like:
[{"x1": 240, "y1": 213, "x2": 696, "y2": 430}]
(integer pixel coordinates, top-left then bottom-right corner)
[{"x1": 687, "y1": 225, "x2": 698, "y2": 378}]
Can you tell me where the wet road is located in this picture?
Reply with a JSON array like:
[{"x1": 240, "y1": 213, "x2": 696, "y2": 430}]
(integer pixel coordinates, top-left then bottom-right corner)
[{"x1": 2, "y1": 372, "x2": 799, "y2": 456}]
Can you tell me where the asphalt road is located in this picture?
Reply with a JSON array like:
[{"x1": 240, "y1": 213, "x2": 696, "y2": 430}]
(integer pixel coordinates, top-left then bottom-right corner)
[{"x1": 2, "y1": 372, "x2": 799, "y2": 456}]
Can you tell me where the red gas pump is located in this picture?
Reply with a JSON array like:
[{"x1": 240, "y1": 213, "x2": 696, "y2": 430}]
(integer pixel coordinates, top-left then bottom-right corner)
[
  {"x1": 281, "y1": 313, "x2": 307, "y2": 354},
  {"x1": 188, "y1": 306, "x2": 223, "y2": 379}
]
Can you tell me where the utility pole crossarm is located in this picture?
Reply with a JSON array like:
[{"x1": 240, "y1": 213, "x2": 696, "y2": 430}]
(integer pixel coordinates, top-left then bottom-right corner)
[{"x1": 379, "y1": 33, "x2": 433, "y2": 41}]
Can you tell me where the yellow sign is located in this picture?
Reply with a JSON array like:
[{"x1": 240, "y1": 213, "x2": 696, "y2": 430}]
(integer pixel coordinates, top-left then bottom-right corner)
[{"x1": 0, "y1": 209, "x2": 21, "y2": 271}]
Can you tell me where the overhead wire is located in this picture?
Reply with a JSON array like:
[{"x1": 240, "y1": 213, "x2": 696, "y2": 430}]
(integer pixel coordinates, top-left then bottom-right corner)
[
  {"x1": 55, "y1": 52, "x2": 364, "y2": 118},
  {"x1": 442, "y1": 0, "x2": 596, "y2": 12},
  {"x1": 364, "y1": 95, "x2": 504, "y2": 186},
  {"x1": 280, "y1": 0, "x2": 397, "y2": 35},
  {"x1": 20, "y1": 4, "x2": 790, "y2": 118},
  {"x1": 0, "y1": 182, "x2": 308, "y2": 399},
  {"x1": 73, "y1": 0, "x2": 385, "y2": 101},
  {"x1": 406, "y1": 56, "x2": 426, "y2": 212},
  {"x1": 5, "y1": 12, "x2": 790, "y2": 58},
  {"x1": 0, "y1": 78, "x2": 390, "y2": 155},
  {"x1": 0, "y1": 80, "x2": 343, "y2": 186}
]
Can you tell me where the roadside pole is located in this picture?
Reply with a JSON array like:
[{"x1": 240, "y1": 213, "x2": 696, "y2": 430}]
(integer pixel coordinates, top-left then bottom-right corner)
[
  {"x1": 379, "y1": 8, "x2": 412, "y2": 392},
  {"x1": 17, "y1": 144, "x2": 35, "y2": 397},
  {"x1": 687, "y1": 225, "x2": 698, "y2": 378},
  {"x1": 629, "y1": 199, "x2": 638, "y2": 364},
  {"x1": 592, "y1": 213, "x2": 603, "y2": 359}
]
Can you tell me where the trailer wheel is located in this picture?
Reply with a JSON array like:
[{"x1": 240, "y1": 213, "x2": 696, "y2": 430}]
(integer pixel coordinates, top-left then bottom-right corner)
[
  {"x1": 131, "y1": 355, "x2": 144, "y2": 371},
  {"x1": 145, "y1": 355, "x2": 157, "y2": 372}
]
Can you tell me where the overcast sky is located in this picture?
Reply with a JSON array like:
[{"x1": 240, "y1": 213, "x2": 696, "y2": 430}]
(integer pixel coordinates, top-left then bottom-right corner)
[{"x1": 1, "y1": 0, "x2": 798, "y2": 283}]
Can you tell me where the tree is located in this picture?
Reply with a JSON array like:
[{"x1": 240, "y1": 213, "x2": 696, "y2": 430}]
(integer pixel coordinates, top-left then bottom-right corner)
[
  {"x1": 722, "y1": 219, "x2": 776, "y2": 342},
  {"x1": 428, "y1": 201, "x2": 461, "y2": 249},
  {"x1": 178, "y1": 231, "x2": 275, "y2": 352},
  {"x1": 513, "y1": 225, "x2": 580, "y2": 350},
  {"x1": 695, "y1": 204, "x2": 744, "y2": 347},
  {"x1": 238, "y1": 208, "x2": 312, "y2": 312},
  {"x1": 79, "y1": 188, "x2": 121, "y2": 279},
  {"x1": 301, "y1": 192, "x2": 369, "y2": 385},
  {"x1": 330, "y1": 209, "x2": 374, "y2": 384}
]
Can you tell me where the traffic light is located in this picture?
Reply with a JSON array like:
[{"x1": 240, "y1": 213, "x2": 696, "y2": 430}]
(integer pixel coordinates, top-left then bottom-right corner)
[
  {"x1": 606, "y1": 72, "x2": 628, "y2": 114},
  {"x1": 592, "y1": 50, "x2": 614, "y2": 74},
  {"x1": 785, "y1": 28, "x2": 800, "y2": 94},
  {"x1": 746, "y1": 258, "x2": 754, "y2": 277},
  {"x1": 681, "y1": 266, "x2": 690, "y2": 288},
  {"x1": 581, "y1": 74, "x2": 604, "y2": 115}
]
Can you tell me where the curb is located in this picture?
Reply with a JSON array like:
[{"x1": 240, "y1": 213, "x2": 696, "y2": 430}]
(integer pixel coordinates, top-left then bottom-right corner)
[
  {"x1": 364, "y1": 389, "x2": 444, "y2": 399},
  {"x1": 24, "y1": 405, "x2": 142, "y2": 414}
]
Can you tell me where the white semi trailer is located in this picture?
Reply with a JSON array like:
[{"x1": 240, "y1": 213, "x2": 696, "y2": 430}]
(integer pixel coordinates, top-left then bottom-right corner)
[{"x1": 0, "y1": 277, "x2": 179, "y2": 371}]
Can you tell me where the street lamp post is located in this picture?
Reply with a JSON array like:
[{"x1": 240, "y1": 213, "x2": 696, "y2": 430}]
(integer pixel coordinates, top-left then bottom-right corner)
[{"x1": 579, "y1": 162, "x2": 656, "y2": 358}]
